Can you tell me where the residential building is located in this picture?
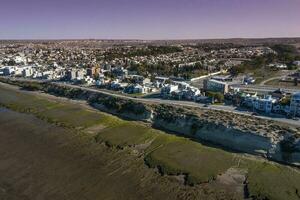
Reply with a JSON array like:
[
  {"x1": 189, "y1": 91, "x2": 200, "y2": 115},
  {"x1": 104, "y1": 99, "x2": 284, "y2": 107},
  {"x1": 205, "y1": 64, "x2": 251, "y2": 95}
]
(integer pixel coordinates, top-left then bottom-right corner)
[
  {"x1": 253, "y1": 95, "x2": 276, "y2": 113},
  {"x1": 3, "y1": 66, "x2": 15, "y2": 75},
  {"x1": 293, "y1": 61, "x2": 300, "y2": 66},
  {"x1": 203, "y1": 79, "x2": 229, "y2": 94},
  {"x1": 161, "y1": 84, "x2": 179, "y2": 97},
  {"x1": 290, "y1": 92, "x2": 300, "y2": 117},
  {"x1": 22, "y1": 67, "x2": 34, "y2": 77},
  {"x1": 87, "y1": 66, "x2": 100, "y2": 77},
  {"x1": 271, "y1": 89, "x2": 286, "y2": 99}
]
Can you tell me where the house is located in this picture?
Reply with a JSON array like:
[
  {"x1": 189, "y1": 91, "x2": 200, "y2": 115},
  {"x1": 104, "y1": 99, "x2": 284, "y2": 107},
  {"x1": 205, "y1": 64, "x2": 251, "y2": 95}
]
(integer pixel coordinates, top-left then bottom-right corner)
[
  {"x1": 161, "y1": 84, "x2": 179, "y2": 97},
  {"x1": 65, "y1": 69, "x2": 86, "y2": 81},
  {"x1": 183, "y1": 86, "x2": 201, "y2": 100},
  {"x1": 269, "y1": 63, "x2": 287, "y2": 69},
  {"x1": 272, "y1": 103, "x2": 290, "y2": 114},
  {"x1": 155, "y1": 76, "x2": 169, "y2": 86},
  {"x1": 87, "y1": 66, "x2": 100, "y2": 77},
  {"x1": 110, "y1": 80, "x2": 128, "y2": 90},
  {"x1": 290, "y1": 92, "x2": 300, "y2": 117},
  {"x1": 85, "y1": 76, "x2": 95, "y2": 86},
  {"x1": 127, "y1": 75, "x2": 150, "y2": 85},
  {"x1": 21, "y1": 66, "x2": 34, "y2": 77},
  {"x1": 0, "y1": 67, "x2": 4, "y2": 75},
  {"x1": 293, "y1": 61, "x2": 300, "y2": 66},
  {"x1": 111, "y1": 67, "x2": 128, "y2": 79},
  {"x1": 253, "y1": 95, "x2": 276, "y2": 113},
  {"x1": 124, "y1": 84, "x2": 152, "y2": 94},
  {"x1": 271, "y1": 89, "x2": 286, "y2": 99},
  {"x1": 3, "y1": 66, "x2": 15, "y2": 75},
  {"x1": 76, "y1": 69, "x2": 85, "y2": 80}
]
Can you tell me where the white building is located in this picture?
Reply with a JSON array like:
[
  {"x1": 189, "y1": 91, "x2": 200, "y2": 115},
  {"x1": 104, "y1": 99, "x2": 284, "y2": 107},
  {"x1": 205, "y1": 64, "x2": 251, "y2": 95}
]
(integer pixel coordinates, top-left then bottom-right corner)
[
  {"x1": 243, "y1": 94, "x2": 276, "y2": 113},
  {"x1": 253, "y1": 95, "x2": 276, "y2": 113},
  {"x1": 161, "y1": 84, "x2": 179, "y2": 97},
  {"x1": 269, "y1": 63, "x2": 287, "y2": 69},
  {"x1": 3, "y1": 66, "x2": 15, "y2": 75},
  {"x1": 293, "y1": 60, "x2": 300, "y2": 67},
  {"x1": 14, "y1": 56, "x2": 26, "y2": 64},
  {"x1": 85, "y1": 76, "x2": 95, "y2": 86}
]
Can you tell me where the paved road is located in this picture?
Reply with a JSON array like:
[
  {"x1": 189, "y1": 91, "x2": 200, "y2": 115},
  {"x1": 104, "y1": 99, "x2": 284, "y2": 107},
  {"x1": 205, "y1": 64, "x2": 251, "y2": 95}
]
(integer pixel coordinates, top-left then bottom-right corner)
[
  {"x1": 53, "y1": 82, "x2": 300, "y2": 127},
  {"x1": 2, "y1": 77, "x2": 300, "y2": 127},
  {"x1": 259, "y1": 76, "x2": 285, "y2": 86},
  {"x1": 231, "y1": 84, "x2": 300, "y2": 94}
]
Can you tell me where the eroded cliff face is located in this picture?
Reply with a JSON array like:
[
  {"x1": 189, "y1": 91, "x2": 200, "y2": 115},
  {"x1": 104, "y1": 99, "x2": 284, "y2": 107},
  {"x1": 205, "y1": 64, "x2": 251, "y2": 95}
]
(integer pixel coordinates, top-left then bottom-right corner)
[
  {"x1": 149, "y1": 105, "x2": 300, "y2": 166},
  {"x1": 1, "y1": 78, "x2": 300, "y2": 166}
]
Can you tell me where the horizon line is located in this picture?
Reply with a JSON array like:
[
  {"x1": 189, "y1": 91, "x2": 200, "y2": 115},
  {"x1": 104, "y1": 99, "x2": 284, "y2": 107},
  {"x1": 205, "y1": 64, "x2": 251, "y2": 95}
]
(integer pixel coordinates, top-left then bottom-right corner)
[{"x1": 1, "y1": 36, "x2": 300, "y2": 41}]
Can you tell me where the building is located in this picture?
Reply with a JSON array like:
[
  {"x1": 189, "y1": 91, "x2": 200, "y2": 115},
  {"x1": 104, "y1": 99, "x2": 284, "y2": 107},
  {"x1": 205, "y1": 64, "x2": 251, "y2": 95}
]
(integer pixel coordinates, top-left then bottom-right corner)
[
  {"x1": 124, "y1": 84, "x2": 152, "y2": 94},
  {"x1": 211, "y1": 75, "x2": 232, "y2": 82},
  {"x1": 253, "y1": 95, "x2": 276, "y2": 113},
  {"x1": 66, "y1": 69, "x2": 77, "y2": 80},
  {"x1": 293, "y1": 61, "x2": 300, "y2": 66},
  {"x1": 203, "y1": 79, "x2": 229, "y2": 94},
  {"x1": 3, "y1": 66, "x2": 15, "y2": 75},
  {"x1": 269, "y1": 63, "x2": 287, "y2": 69},
  {"x1": 22, "y1": 67, "x2": 34, "y2": 77},
  {"x1": 161, "y1": 84, "x2": 179, "y2": 97},
  {"x1": 87, "y1": 66, "x2": 100, "y2": 77},
  {"x1": 76, "y1": 69, "x2": 85, "y2": 80},
  {"x1": 66, "y1": 69, "x2": 86, "y2": 81},
  {"x1": 154, "y1": 77, "x2": 169, "y2": 88},
  {"x1": 0, "y1": 67, "x2": 4, "y2": 75},
  {"x1": 290, "y1": 92, "x2": 300, "y2": 117},
  {"x1": 271, "y1": 89, "x2": 286, "y2": 99}
]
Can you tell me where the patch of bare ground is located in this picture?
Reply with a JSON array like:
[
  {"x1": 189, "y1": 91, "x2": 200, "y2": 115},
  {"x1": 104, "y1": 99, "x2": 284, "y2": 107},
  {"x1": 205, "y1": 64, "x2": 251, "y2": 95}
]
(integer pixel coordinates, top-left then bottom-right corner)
[
  {"x1": 216, "y1": 168, "x2": 247, "y2": 195},
  {"x1": 83, "y1": 124, "x2": 107, "y2": 135}
]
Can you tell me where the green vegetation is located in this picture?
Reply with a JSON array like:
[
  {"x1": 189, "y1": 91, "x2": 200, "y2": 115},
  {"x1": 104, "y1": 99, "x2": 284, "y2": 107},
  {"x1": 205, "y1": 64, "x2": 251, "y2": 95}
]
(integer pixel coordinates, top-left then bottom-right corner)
[
  {"x1": 0, "y1": 78, "x2": 151, "y2": 117},
  {"x1": 103, "y1": 45, "x2": 183, "y2": 61},
  {"x1": 242, "y1": 161, "x2": 300, "y2": 200},
  {"x1": 206, "y1": 91, "x2": 224, "y2": 103},
  {"x1": 96, "y1": 124, "x2": 156, "y2": 148},
  {"x1": 145, "y1": 138, "x2": 235, "y2": 185},
  {"x1": 1, "y1": 84, "x2": 300, "y2": 199},
  {"x1": 0, "y1": 86, "x2": 115, "y2": 129},
  {"x1": 230, "y1": 44, "x2": 300, "y2": 82},
  {"x1": 128, "y1": 61, "x2": 210, "y2": 79},
  {"x1": 271, "y1": 44, "x2": 300, "y2": 64},
  {"x1": 265, "y1": 78, "x2": 300, "y2": 89},
  {"x1": 193, "y1": 43, "x2": 244, "y2": 52}
]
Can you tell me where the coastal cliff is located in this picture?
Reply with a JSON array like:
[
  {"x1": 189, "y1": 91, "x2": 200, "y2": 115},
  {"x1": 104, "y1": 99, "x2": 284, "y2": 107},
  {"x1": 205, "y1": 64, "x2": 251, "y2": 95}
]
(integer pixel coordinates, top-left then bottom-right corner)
[{"x1": 1, "y1": 78, "x2": 299, "y2": 166}]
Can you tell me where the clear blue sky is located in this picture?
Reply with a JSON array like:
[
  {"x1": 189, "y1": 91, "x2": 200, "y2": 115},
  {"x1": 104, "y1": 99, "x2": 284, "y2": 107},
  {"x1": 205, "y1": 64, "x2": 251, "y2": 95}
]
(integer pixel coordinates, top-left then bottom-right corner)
[{"x1": 0, "y1": 0, "x2": 299, "y2": 39}]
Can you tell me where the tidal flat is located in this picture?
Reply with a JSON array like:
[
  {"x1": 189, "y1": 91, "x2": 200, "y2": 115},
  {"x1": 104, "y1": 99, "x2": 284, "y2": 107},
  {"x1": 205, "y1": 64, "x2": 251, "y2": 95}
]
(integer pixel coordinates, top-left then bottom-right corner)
[{"x1": 0, "y1": 83, "x2": 300, "y2": 200}]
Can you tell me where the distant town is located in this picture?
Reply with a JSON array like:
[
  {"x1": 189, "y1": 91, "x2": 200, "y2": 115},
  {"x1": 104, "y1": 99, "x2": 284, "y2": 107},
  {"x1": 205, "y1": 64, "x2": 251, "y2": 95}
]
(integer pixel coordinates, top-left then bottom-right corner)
[{"x1": 0, "y1": 39, "x2": 300, "y2": 120}]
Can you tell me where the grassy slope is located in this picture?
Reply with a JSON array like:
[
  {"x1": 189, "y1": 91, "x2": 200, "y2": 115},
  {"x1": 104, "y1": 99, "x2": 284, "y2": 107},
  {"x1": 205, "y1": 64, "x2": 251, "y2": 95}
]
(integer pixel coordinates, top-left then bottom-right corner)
[{"x1": 1, "y1": 84, "x2": 300, "y2": 200}]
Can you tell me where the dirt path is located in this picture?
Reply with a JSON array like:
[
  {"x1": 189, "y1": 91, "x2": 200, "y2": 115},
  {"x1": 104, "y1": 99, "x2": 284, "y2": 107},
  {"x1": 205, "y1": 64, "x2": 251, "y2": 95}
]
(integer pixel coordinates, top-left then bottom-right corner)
[{"x1": 259, "y1": 76, "x2": 285, "y2": 86}]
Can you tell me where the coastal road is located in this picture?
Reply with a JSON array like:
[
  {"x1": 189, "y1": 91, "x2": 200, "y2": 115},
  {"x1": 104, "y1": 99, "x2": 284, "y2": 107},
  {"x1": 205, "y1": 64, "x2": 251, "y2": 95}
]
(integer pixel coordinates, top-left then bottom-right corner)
[
  {"x1": 2, "y1": 77, "x2": 300, "y2": 126},
  {"x1": 231, "y1": 84, "x2": 300, "y2": 94},
  {"x1": 52, "y1": 82, "x2": 300, "y2": 127}
]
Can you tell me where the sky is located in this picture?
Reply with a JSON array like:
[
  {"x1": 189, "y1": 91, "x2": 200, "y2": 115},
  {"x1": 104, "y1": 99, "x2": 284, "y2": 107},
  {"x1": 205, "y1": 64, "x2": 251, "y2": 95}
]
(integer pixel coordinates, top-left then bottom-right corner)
[{"x1": 0, "y1": 0, "x2": 300, "y2": 40}]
